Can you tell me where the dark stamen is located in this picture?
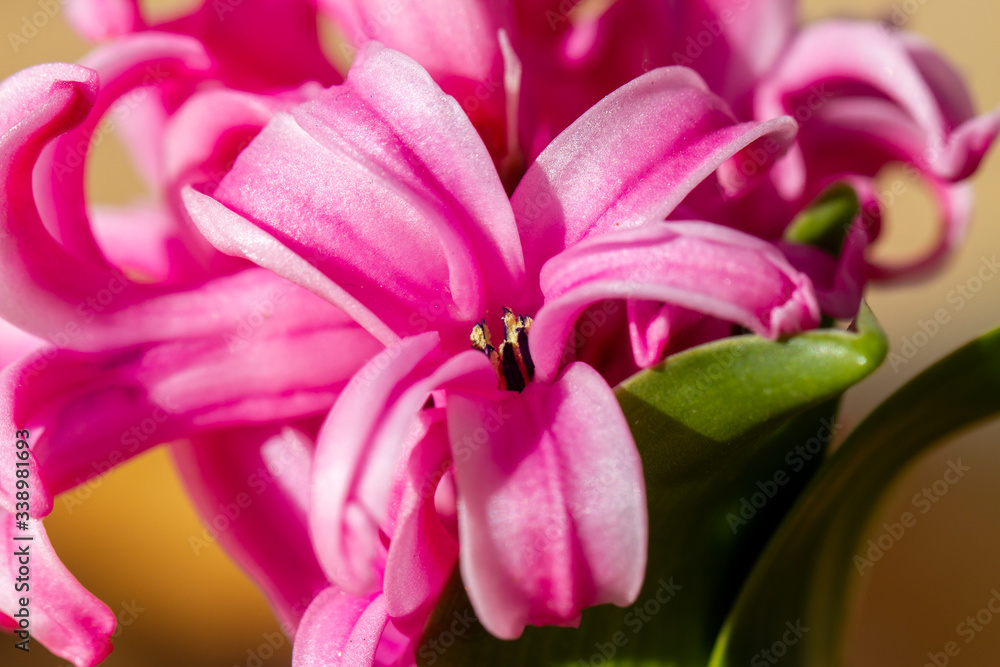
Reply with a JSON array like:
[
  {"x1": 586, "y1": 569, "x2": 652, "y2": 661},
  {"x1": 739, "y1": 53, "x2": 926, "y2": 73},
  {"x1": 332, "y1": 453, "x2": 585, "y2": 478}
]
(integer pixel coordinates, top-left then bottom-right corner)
[
  {"x1": 470, "y1": 308, "x2": 535, "y2": 392},
  {"x1": 500, "y1": 344, "x2": 526, "y2": 393},
  {"x1": 517, "y1": 328, "x2": 535, "y2": 380}
]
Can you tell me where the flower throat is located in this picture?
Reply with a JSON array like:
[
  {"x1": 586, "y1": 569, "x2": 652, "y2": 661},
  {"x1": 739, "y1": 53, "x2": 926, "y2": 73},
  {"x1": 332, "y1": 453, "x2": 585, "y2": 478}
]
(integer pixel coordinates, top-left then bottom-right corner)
[{"x1": 470, "y1": 308, "x2": 535, "y2": 392}]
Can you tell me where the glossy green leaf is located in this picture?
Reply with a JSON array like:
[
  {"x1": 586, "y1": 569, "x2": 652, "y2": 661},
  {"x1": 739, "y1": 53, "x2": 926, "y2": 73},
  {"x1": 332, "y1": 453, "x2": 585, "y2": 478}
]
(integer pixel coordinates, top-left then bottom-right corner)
[
  {"x1": 709, "y1": 325, "x2": 1000, "y2": 667},
  {"x1": 418, "y1": 306, "x2": 887, "y2": 667}
]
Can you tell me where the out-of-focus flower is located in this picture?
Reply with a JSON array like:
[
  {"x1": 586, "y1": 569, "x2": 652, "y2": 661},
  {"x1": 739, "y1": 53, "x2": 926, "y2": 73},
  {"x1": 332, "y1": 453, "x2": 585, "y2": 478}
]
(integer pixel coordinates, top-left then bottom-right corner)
[
  {"x1": 0, "y1": 61, "x2": 382, "y2": 666},
  {"x1": 66, "y1": 0, "x2": 339, "y2": 90},
  {"x1": 182, "y1": 44, "x2": 820, "y2": 661},
  {"x1": 328, "y1": 0, "x2": 999, "y2": 316}
]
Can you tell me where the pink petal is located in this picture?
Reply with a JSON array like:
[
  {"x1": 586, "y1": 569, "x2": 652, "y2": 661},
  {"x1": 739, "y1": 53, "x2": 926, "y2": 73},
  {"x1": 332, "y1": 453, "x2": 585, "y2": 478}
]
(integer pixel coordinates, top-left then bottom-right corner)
[
  {"x1": 511, "y1": 0, "x2": 673, "y2": 161},
  {"x1": 164, "y1": 87, "x2": 298, "y2": 193},
  {"x1": 511, "y1": 66, "x2": 798, "y2": 283},
  {"x1": 0, "y1": 276, "x2": 380, "y2": 517},
  {"x1": 92, "y1": 268, "x2": 381, "y2": 350},
  {"x1": 513, "y1": 0, "x2": 795, "y2": 159},
  {"x1": 310, "y1": 332, "x2": 494, "y2": 595},
  {"x1": 182, "y1": 189, "x2": 400, "y2": 348},
  {"x1": 530, "y1": 221, "x2": 821, "y2": 382},
  {"x1": 784, "y1": 95, "x2": 984, "y2": 280},
  {"x1": 292, "y1": 589, "x2": 391, "y2": 667},
  {"x1": 0, "y1": 65, "x2": 272, "y2": 350},
  {"x1": 68, "y1": 0, "x2": 339, "y2": 90},
  {"x1": 756, "y1": 21, "x2": 1000, "y2": 188},
  {"x1": 160, "y1": 0, "x2": 340, "y2": 90},
  {"x1": 0, "y1": 515, "x2": 116, "y2": 667},
  {"x1": 671, "y1": 0, "x2": 796, "y2": 110},
  {"x1": 172, "y1": 425, "x2": 328, "y2": 636},
  {"x1": 33, "y1": 33, "x2": 211, "y2": 267},
  {"x1": 448, "y1": 363, "x2": 647, "y2": 639},
  {"x1": 383, "y1": 414, "x2": 458, "y2": 628},
  {"x1": 626, "y1": 301, "x2": 731, "y2": 369},
  {"x1": 88, "y1": 203, "x2": 224, "y2": 285},
  {"x1": 318, "y1": 0, "x2": 508, "y2": 159},
  {"x1": 0, "y1": 63, "x2": 118, "y2": 340},
  {"x1": 868, "y1": 180, "x2": 974, "y2": 281},
  {"x1": 190, "y1": 45, "x2": 525, "y2": 348},
  {"x1": 65, "y1": 0, "x2": 142, "y2": 41},
  {"x1": 0, "y1": 319, "x2": 42, "y2": 369},
  {"x1": 161, "y1": 87, "x2": 310, "y2": 282}
]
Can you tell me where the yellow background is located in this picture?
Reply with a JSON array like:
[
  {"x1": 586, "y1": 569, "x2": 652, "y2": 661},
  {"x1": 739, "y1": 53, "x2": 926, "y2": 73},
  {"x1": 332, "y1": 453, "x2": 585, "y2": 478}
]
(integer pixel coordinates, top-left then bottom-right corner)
[{"x1": 1, "y1": 0, "x2": 999, "y2": 665}]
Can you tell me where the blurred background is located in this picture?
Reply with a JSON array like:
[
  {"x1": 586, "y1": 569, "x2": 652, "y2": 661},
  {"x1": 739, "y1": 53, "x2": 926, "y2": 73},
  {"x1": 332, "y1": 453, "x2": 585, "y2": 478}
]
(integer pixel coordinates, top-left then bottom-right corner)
[{"x1": 1, "y1": 0, "x2": 998, "y2": 665}]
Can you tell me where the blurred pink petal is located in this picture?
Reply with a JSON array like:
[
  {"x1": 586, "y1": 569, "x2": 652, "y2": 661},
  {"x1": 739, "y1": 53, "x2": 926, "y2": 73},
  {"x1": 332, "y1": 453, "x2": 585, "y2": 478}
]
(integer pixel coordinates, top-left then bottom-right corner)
[
  {"x1": 318, "y1": 0, "x2": 508, "y2": 159},
  {"x1": 67, "y1": 0, "x2": 339, "y2": 90},
  {"x1": 173, "y1": 425, "x2": 329, "y2": 635},
  {"x1": 33, "y1": 33, "x2": 211, "y2": 267},
  {"x1": 88, "y1": 203, "x2": 205, "y2": 285},
  {"x1": 757, "y1": 21, "x2": 1000, "y2": 185},
  {"x1": 65, "y1": 0, "x2": 141, "y2": 40},
  {"x1": 668, "y1": 0, "x2": 797, "y2": 111},
  {"x1": 0, "y1": 274, "x2": 380, "y2": 517}
]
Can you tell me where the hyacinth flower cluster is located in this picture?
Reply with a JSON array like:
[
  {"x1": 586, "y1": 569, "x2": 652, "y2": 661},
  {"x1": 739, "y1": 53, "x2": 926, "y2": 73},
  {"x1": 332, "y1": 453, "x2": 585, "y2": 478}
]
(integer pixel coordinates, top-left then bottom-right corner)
[{"x1": 1, "y1": 1, "x2": 999, "y2": 666}]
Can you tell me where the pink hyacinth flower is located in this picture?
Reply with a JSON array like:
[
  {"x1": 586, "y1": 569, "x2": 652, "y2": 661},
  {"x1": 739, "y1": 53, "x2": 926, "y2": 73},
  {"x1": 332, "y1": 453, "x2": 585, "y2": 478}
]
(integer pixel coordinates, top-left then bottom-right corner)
[{"x1": 182, "y1": 44, "x2": 820, "y2": 661}]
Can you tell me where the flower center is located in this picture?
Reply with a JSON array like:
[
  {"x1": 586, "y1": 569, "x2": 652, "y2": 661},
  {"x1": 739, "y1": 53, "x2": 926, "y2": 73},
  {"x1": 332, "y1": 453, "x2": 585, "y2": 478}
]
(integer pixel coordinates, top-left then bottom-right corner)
[{"x1": 470, "y1": 307, "x2": 535, "y2": 392}]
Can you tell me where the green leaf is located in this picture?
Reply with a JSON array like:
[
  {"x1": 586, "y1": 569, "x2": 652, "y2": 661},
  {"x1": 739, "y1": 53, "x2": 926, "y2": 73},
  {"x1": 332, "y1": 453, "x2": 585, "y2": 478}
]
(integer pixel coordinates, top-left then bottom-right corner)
[
  {"x1": 419, "y1": 306, "x2": 887, "y2": 667},
  {"x1": 709, "y1": 325, "x2": 1000, "y2": 667},
  {"x1": 783, "y1": 183, "x2": 859, "y2": 257}
]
